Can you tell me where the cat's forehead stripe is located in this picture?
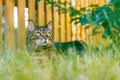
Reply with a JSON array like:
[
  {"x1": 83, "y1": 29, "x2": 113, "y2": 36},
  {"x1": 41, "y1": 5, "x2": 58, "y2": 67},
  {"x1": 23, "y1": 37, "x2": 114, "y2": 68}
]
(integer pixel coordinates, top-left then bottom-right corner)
[{"x1": 37, "y1": 26, "x2": 46, "y2": 29}]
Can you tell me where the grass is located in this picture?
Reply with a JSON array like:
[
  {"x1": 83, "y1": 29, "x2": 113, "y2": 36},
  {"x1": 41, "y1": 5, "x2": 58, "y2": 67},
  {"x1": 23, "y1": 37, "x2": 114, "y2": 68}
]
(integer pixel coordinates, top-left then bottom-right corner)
[{"x1": 0, "y1": 40, "x2": 120, "y2": 80}]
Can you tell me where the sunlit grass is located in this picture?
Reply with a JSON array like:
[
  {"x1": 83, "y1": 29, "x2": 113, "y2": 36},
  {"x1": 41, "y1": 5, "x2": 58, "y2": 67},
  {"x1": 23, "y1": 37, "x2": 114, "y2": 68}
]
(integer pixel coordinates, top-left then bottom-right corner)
[{"x1": 0, "y1": 40, "x2": 120, "y2": 80}]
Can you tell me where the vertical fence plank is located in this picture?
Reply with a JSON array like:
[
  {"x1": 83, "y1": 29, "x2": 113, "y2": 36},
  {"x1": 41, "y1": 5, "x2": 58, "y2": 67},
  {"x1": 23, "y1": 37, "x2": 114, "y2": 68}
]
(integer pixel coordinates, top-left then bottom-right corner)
[
  {"x1": 0, "y1": 0, "x2": 2, "y2": 49},
  {"x1": 71, "y1": 0, "x2": 77, "y2": 40},
  {"x1": 80, "y1": 0, "x2": 83, "y2": 40},
  {"x1": 96, "y1": 0, "x2": 106, "y2": 43},
  {"x1": 95, "y1": 0, "x2": 100, "y2": 43},
  {"x1": 99, "y1": 0, "x2": 103, "y2": 6},
  {"x1": 76, "y1": 0, "x2": 81, "y2": 40},
  {"x1": 46, "y1": 1, "x2": 52, "y2": 24},
  {"x1": 94, "y1": 0, "x2": 98, "y2": 43},
  {"x1": 28, "y1": 0, "x2": 36, "y2": 22},
  {"x1": 86, "y1": 0, "x2": 93, "y2": 43},
  {"x1": 18, "y1": 0, "x2": 26, "y2": 48},
  {"x1": 84, "y1": 0, "x2": 89, "y2": 42},
  {"x1": 60, "y1": 0, "x2": 66, "y2": 42},
  {"x1": 91, "y1": 0, "x2": 96, "y2": 42},
  {"x1": 80, "y1": 0, "x2": 86, "y2": 41},
  {"x1": 66, "y1": 0, "x2": 71, "y2": 41},
  {"x1": 101, "y1": 0, "x2": 106, "y2": 6},
  {"x1": 94, "y1": 0, "x2": 101, "y2": 43},
  {"x1": 85, "y1": 0, "x2": 89, "y2": 42},
  {"x1": 53, "y1": 0, "x2": 60, "y2": 41},
  {"x1": 38, "y1": 0, "x2": 45, "y2": 26},
  {"x1": 5, "y1": 0, "x2": 15, "y2": 49}
]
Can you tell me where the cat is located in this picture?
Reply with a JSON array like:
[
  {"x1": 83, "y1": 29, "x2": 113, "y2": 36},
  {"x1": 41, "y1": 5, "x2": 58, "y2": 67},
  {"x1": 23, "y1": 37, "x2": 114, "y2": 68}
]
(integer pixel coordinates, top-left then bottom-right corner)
[{"x1": 26, "y1": 20, "x2": 87, "y2": 55}]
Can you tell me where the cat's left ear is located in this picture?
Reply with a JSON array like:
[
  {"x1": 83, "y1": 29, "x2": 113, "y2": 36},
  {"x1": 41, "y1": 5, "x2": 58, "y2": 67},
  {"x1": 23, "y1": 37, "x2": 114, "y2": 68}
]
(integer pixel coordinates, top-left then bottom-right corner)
[
  {"x1": 47, "y1": 21, "x2": 53, "y2": 31},
  {"x1": 28, "y1": 20, "x2": 36, "y2": 32}
]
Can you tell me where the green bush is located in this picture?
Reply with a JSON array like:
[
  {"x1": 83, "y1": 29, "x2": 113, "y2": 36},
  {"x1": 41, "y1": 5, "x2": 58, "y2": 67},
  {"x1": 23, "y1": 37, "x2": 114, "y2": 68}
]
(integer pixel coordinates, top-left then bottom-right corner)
[{"x1": 46, "y1": 0, "x2": 120, "y2": 43}]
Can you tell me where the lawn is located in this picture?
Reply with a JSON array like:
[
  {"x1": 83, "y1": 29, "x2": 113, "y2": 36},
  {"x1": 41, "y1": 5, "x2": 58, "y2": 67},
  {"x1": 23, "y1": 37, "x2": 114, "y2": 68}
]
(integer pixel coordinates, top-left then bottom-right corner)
[{"x1": 0, "y1": 40, "x2": 120, "y2": 80}]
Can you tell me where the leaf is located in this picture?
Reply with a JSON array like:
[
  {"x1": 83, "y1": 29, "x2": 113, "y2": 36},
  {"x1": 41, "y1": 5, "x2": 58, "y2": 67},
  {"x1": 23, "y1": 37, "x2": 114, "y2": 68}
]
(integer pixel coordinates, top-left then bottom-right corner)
[
  {"x1": 74, "y1": 21, "x2": 80, "y2": 25},
  {"x1": 110, "y1": 0, "x2": 119, "y2": 4},
  {"x1": 102, "y1": 21, "x2": 109, "y2": 29},
  {"x1": 102, "y1": 29, "x2": 111, "y2": 38},
  {"x1": 36, "y1": 0, "x2": 41, "y2": 2},
  {"x1": 79, "y1": 14, "x2": 88, "y2": 25},
  {"x1": 80, "y1": 7, "x2": 86, "y2": 12},
  {"x1": 92, "y1": 31, "x2": 102, "y2": 35}
]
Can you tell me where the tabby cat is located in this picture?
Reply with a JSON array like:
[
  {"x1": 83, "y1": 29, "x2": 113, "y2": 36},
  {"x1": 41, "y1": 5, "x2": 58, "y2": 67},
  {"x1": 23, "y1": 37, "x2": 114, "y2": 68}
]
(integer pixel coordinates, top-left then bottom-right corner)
[{"x1": 27, "y1": 20, "x2": 86, "y2": 54}]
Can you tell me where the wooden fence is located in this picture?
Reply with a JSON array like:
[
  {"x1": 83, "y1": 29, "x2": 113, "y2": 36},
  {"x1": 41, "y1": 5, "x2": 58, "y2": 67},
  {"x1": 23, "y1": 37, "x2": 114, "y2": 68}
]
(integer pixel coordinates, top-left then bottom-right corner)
[{"x1": 0, "y1": 0, "x2": 106, "y2": 49}]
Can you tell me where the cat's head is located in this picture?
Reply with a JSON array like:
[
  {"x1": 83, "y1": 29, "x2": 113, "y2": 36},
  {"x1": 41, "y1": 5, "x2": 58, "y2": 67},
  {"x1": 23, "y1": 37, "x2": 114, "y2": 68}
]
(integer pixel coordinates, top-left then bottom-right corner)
[{"x1": 27, "y1": 20, "x2": 53, "y2": 51}]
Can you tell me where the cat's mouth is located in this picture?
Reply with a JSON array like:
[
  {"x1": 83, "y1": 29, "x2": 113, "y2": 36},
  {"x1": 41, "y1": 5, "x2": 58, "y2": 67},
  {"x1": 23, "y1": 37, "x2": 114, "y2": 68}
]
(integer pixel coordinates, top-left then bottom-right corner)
[
  {"x1": 42, "y1": 43, "x2": 47, "y2": 46},
  {"x1": 36, "y1": 43, "x2": 52, "y2": 48},
  {"x1": 35, "y1": 43, "x2": 52, "y2": 52}
]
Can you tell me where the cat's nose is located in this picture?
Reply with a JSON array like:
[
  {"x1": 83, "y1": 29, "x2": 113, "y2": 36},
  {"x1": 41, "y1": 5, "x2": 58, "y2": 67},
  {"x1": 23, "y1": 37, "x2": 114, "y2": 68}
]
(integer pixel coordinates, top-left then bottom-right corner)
[
  {"x1": 42, "y1": 38, "x2": 48, "y2": 45},
  {"x1": 44, "y1": 38, "x2": 47, "y2": 43}
]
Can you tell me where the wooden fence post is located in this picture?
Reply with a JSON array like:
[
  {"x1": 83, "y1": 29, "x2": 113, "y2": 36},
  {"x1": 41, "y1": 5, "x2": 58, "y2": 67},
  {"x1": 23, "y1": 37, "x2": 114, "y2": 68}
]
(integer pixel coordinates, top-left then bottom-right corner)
[
  {"x1": 80, "y1": 0, "x2": 87, "y2": 42},
  {"x1": 71, "y1": 0, "x2": 77, "y2": 41},
  {"x1": 46, "y1": 1, "x2": 52, "y2": 24},
  {"x1": 53, "y1": 0, "x2": 60, "y2": 42},
  {"x1": 5, "y1": 0, "x2": 15, "y2": 49},
  {"x1": 28, "y1": 0, "x2": 36, "y2": 22},
  {"x1": 38, "y1": 0, "x2": 45, "y2": 26},
  {"x1": 18, "y1": 0, "x2": 26, "y2": 48},
  {"x1": 0, "y1": 0, "x2": 2, "y2": 49},
  {"x1": 66, "y1": 0, "x2": 72, "y2": 41},
  {"x1": 76, "y1": 0, "x2": 82, "y2": 41},
  {"x1": 60, "y1": 0, "x2": 66, "y2": 42},
  {"x1": 85, "y1": 0, "x2": 93, "y2": 43}
]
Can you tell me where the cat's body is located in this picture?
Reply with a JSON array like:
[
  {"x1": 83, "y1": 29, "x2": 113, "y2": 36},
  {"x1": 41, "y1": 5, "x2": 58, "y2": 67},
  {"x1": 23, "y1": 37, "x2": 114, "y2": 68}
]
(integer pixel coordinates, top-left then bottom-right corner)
[
  {"x1": 27, "y1": 20, "x2": 87, "y2": 54},
  {"x1": 52, "y1": 40, "x2": 86, "y2": 54}
]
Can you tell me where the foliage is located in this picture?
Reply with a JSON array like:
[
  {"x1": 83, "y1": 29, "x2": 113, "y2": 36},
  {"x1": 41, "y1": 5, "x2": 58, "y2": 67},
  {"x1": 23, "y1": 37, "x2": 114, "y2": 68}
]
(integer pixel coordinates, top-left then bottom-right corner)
[
  {"x1": 36, "y1": 0, "x2": 41, "y2": 2},
  {"x1": 79, "y1": 0, "x2": 120, "y2": 39},
  {"x1": 46, "y1": 0, "x2": 120, "y2": 42}
]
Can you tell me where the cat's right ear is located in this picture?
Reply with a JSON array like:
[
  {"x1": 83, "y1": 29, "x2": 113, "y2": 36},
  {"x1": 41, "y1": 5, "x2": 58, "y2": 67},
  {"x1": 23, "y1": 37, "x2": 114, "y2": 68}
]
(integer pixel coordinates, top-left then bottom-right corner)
[{"x1": 28, "y1": 20, "x2": 36, "y2": 32}]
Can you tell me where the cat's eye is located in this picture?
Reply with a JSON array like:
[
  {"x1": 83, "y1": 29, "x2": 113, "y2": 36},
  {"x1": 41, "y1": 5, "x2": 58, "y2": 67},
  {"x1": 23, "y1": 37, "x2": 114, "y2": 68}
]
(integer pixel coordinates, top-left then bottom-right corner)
[
  {"x1": 30, "y1": 36, "x2": 35, "y2": 40},
  {"x1": 48, "y1": 32, "x2": 52, "y2": 36},
  {"x1": 36, "y1": 33, "x2": 40, "y2": 36},
  {"x1": 34, "y1": 32, "x2": 41, "y2": 36}
]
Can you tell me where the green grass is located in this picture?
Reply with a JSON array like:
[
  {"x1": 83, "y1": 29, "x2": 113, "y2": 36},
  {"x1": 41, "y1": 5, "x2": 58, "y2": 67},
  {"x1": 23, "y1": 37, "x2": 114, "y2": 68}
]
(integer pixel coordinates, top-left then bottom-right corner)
[{"x1": 0, "y1": 40, "x2": 120, "y2": 80}]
